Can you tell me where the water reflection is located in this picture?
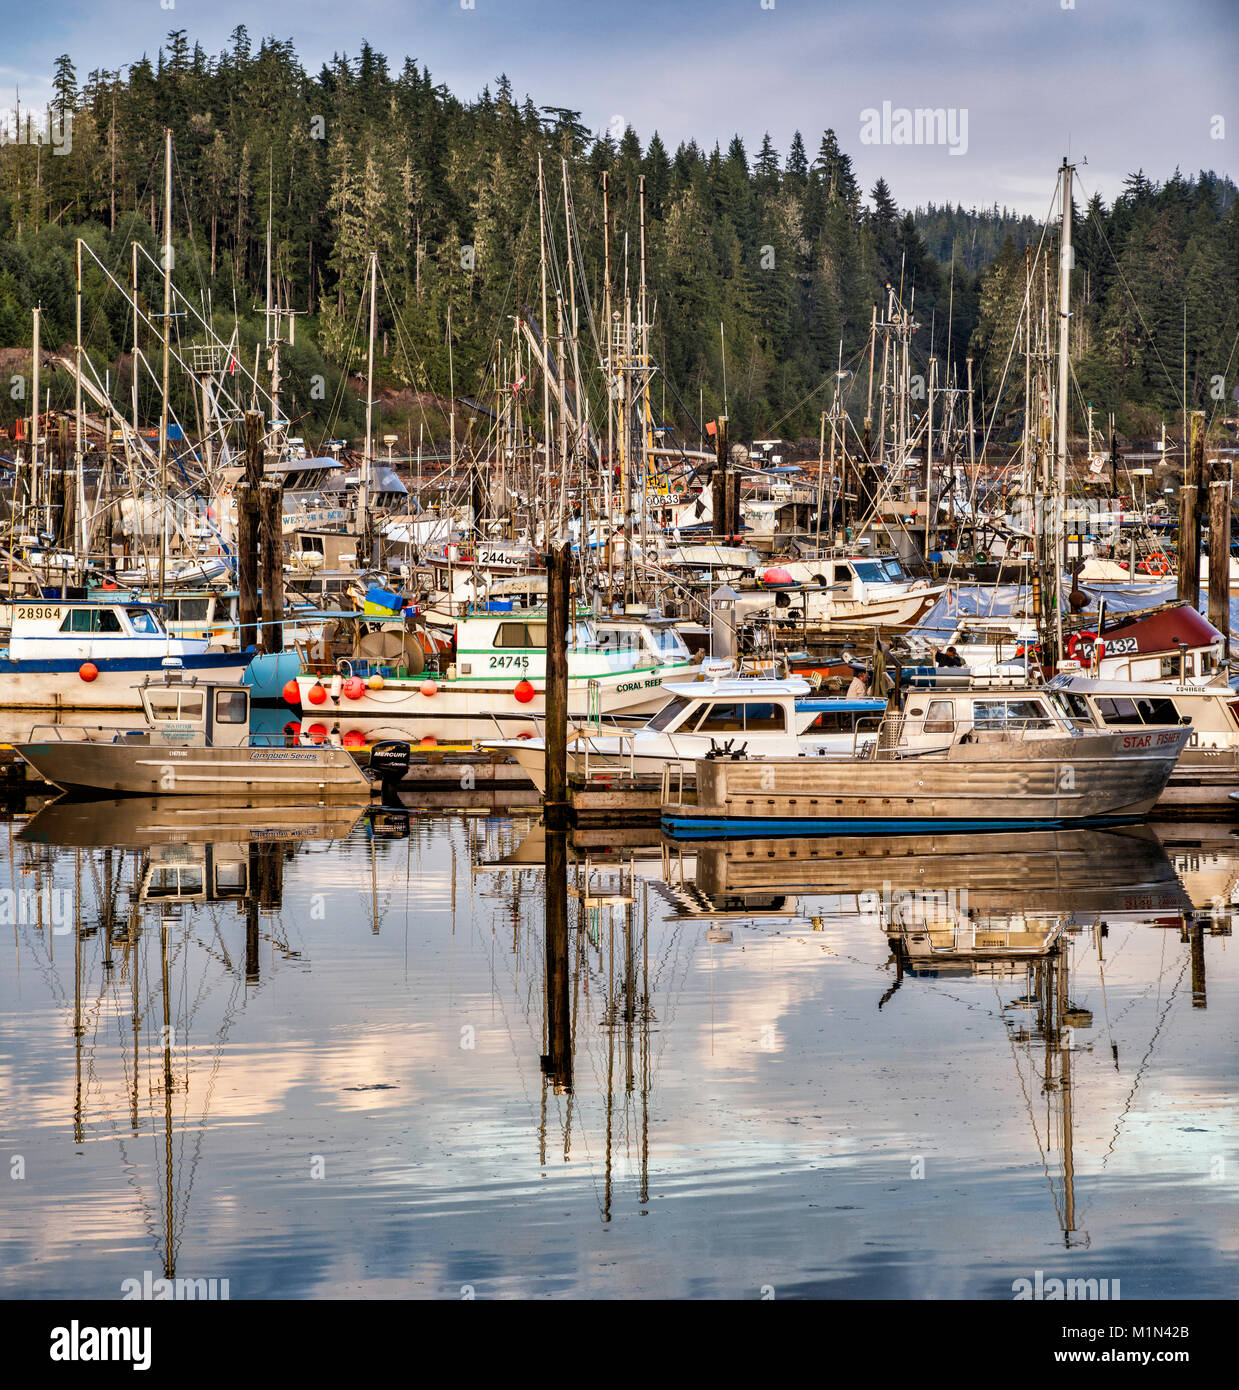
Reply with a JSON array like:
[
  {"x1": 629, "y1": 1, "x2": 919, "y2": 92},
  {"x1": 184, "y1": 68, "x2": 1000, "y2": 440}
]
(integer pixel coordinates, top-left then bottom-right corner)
[{"x1": 1, "y1": 799, "x2": 1234, "y2": 1298}]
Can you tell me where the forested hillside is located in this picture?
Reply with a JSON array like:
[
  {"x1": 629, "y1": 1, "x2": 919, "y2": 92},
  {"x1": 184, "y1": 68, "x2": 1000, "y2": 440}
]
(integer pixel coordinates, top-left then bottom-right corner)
[{"x1": 0, "y1": 29, "x2": 1235, "y2": 447}]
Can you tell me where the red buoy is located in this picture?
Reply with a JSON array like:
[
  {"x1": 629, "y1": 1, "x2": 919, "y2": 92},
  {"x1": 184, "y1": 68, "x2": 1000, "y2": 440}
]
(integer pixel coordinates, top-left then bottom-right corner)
[
  {"x1": 306, "y1": 723, "x2": 328, "y2": 744},
  {"x1": 420, "y1": 680, "x2": 437, "y2": 697},
  {"x1": 762, "y1": 566, "x2": 795, "y2": 586},
  {"x1": 282, "y1": 679, "x2": 302, "y2": 706},
  {"x1": 283, "y1": 720, "x2": 301, "y2": 739},
  {"x1": 78, "y1": 662, "x2": 99, "y2": 683},
  {"x1": 307, "y1": 682, "x2": 328, "y2": 705},
  {"x1": 419, "y1": 735, "x2": 438, "y2": 748},
  {"x1": 514, "y1": 678, "x2": 535, "y2": 704},
  {"x1": 343, "y1": 676, "x2": 366, "y2": 701},
  {"x1": 342, "y1": 729, "x2": 366, "y2": 748}
]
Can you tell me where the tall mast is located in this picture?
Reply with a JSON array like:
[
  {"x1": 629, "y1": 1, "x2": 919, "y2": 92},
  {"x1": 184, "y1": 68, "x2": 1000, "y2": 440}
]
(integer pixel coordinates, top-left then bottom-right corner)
[
  {"x1": 30, "y1": 305, "x2": 40, "y2": 535},
  {"x1": 1054, "y1": 159, "x2": 1074, "y2": 660},
  {"x1": 603, "y1": 171, "x2": 614, "y2": 609},
  {"x1": 74, "y1": 237, "x2": 87, "y2": 563},
  {"x1": 157, "y1": 127, "x2": 172, "y2": 601},
  {"x1": 537, "y1": 155, "x2": 552, "y2": 541},
  {"x1": 361, "y1": 250, "x2": 377, "y2": 545}
]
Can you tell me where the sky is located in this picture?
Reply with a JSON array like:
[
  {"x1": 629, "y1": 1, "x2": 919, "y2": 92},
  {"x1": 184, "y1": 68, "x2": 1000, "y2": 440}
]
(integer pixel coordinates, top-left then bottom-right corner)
[{"x1": 0, "y1": 0, "x2": 1236, "y2": 214}]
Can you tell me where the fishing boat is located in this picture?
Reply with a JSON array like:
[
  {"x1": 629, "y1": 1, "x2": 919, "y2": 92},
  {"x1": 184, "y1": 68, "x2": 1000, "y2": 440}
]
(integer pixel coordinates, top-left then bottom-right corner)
[
  {"x1": 661, "y1": 685, "x2": 1191, "y2": 837},
  {"x1": 1050, "y1": 671, "x2": 1239, "y2": 809},
  {"x1": 485, "y1": 671, "x2": 887, "y2": 792},
  {"x1": 14, "y1": 668, "x2": 370, "y2": 799},
  {"x1": 291, "y1": 607, "x2": 700, "y2": 747},
  {"x1": 0, "y1": 597, "x2": 250, "y2": 709}
]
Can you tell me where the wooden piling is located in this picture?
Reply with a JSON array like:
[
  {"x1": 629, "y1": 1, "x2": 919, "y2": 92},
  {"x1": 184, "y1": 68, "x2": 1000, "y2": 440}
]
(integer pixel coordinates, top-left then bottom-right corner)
[
  {"x1": 237, "y1": 410, "x2": 263, "y2": 650},
  {"x1": 544, "y1": 540, "x2": 570, "y2": 830},
  {"x1": 1208, "y1": 459, "x2": 1231, "y2": 657},
  {"x1": 259, "y1": 477, "x2": 284, "y2": 653},
  {"x1": 1177, "y1": 412, "x2": 1204, "y2": 603}
]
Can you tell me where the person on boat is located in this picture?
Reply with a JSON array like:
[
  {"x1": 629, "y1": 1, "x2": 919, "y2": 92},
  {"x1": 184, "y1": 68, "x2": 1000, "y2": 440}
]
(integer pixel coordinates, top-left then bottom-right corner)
[
  {"x1": 935, "y1": 645, "x2": 965, "y2": 668},
  {"x1": 846, "y1": 666, "x2": 870, "y2": 699}
]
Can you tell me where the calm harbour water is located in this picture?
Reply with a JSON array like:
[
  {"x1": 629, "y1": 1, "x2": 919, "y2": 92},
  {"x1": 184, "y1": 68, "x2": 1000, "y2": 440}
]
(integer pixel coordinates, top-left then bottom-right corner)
[{"x1": 1, "y1": 800, "x2": 1235, "y2": 1300}]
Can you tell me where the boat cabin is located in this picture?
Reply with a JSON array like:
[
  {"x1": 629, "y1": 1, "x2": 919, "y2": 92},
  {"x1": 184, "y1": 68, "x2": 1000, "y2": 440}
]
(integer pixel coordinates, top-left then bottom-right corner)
[
  {"x1": 6, "y1": 599, "x2": 192, "y2": 659},
  {"x1": 137, "y1": 674, "x2": 253, "y2": 749}
]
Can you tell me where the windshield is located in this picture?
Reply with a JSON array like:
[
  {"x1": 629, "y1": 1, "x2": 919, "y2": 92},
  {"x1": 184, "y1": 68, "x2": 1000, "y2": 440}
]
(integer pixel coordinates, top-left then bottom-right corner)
[
  {"x1": 127, "y1": 607, "x2": 163, "y2": 635},
  {"x1": 852, "y1": 560, "x2": 888, "y2": 583},
  {"x1": 649, "y1": 627, "x2": 689, "y2": 661},
  {"x1": 646, "y1": 696, "x2": 692, "y2": 732}
]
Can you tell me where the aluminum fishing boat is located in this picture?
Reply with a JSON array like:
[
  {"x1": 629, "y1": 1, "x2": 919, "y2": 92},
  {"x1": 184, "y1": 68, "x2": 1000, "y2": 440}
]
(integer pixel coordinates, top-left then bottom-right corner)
[
  {"x1": 15, "y1": 669, "x2": 370, "y2": 799},
  {"x1": 661, "y1": 685, "x2": 1191, "y2": 837}
]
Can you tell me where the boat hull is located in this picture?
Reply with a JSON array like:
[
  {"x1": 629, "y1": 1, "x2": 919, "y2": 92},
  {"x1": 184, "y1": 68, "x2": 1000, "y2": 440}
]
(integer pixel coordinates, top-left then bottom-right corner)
[
  {"x1": 0, "y1": 651, "x2": 251, "y2": 710},
  {"x1": 14, "y1": 739, "x2": 371, "y2": 800},
  {"x1": 662, "y1": 729, "x2": 1190, "y2": 837}
]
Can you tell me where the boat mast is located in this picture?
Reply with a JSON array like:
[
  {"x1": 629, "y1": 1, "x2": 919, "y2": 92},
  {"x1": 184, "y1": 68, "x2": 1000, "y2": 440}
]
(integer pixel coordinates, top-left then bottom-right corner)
[
  {"x1": 361, "y1": 249, "x2": 377, "y2": 552},
  {"x1": 1054, "y1": 158, "x2": 1074, "y2": 662},
  {"x1": 158, "y1": 127, "x2": 172, "y2": 601}
]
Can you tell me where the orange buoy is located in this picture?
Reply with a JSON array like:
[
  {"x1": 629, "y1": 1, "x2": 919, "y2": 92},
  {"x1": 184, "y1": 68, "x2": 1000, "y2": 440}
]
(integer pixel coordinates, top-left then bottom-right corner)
[
  {"x1": 367, "y1": 674, "x2": 384, "y2": 690},
  {"x1": 420, "y1": 680, "x2": 437, "y2": 697},
  {"x1": 307, "y1": 682, "x2": 327, "y2": 705},
  {"x1": 342, "y1": 729, "x2": 366, "y2": 748},
  {"x1": 343, "y1": 676, "x2": 367, "y2": 700},
  {"x1": 282, "y1": 679, "x2": 301, "y2": 706},
  {"x1": 283, "y1": 719, "x2": 301, "y2": 739},
  {"x1": 419, "y1": 735, "x2": 438, "y2": 749},
  {"x1": 306, "y1": 723, "x2": 328, "y2": 744},
  {"x1": 514, "y1": 678, "x2": 535, "y2": 703},
  {"x1": 79, "y1": 662, "x2": 99, "y2": 682}
]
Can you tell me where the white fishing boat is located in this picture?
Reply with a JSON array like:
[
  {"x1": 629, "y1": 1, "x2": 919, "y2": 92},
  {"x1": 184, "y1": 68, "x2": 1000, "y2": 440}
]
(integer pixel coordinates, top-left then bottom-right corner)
[
  {"x1": 736, "y1": 552, "x2": 946, "y2": 629},
  {"x1": 485, "y1": 672, "x2": 887, "y2": 792},
  {"x1": 15, "y1": 669, "x2": 370, "y2": 799},
  {"x1": 0, "y1": 598, "x2": 250, "y2": 710}
]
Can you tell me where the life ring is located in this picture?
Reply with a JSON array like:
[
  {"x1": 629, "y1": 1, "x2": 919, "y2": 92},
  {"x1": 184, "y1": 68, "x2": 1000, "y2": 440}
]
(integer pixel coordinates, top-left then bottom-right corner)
[
  {"x1": 1066, "y1": 631, "x2": 1096, "y2": 659},
  {"x1": 1139, "y1": 553, "x2": 1169, "y2": 576}
]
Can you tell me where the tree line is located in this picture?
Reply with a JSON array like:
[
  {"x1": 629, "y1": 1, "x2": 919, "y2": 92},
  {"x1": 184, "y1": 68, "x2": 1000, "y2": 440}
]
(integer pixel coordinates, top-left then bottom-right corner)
[{"x1": 0, "y1": 30, "x2": 1235, "y2": 450}]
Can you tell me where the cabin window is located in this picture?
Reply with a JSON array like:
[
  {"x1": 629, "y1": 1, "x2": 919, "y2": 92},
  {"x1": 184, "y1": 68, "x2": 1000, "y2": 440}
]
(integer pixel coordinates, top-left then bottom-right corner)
[
  {"x1": 742, "y1": 703, "x2": 786, "y2": 732},
  {"x1": 690, "y1": 702, "x2": 745, "y2": 733},
  {"x1": 147, "y1": 692, "x2": 181, "y2": 720},
  {"x1": 852, "y1": 561, "x2": 886, "y2": 583},
  {"x1": 215, "y1": 690, "x2": 248, "y2": 724},
  {"x1": 924, "y1": 700, "x2": 955, "y2": 734},
  {"x1": 494, "y1": 621, "x2": 547, "y2": 648},
  {"x1": 148, "y1": 690, "x2": 203, "y2": 721},
  {"x1": 972, "y1": 699, "x2": 1053, "y2": 731},
  {"x1": 127, "y1": 608, "x2": 161, "y2": 635},
  {"x1": 1133, "y1": 697, "x2": 1181, "y2": 724},
  {"x1": 1095, "y1": 696, "x2": 1143, "y2": 726},
  {"x1": 59, "y1": 608, "x2": 122, "y2": 634},
  {"x1": 177, "y1": 598, "x2": 209, "y2": 621},
  {"x1": 647, "y1": 696, "x2": 691, "y2": 732},
  {"x1": 1159, "y1": 657, "x2": 1179, "y2": 679},
  {"x1": 1054, "y1": 691, "x2": 1094, "y2": 723}
]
